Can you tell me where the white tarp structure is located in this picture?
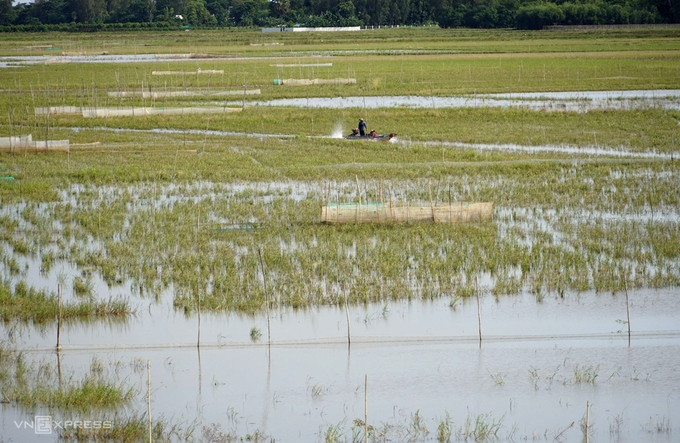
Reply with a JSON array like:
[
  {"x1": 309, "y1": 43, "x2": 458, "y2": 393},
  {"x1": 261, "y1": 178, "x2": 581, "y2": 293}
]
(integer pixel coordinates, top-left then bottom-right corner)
[
  {"x1": 263, "y1": 27, "x2": 360, "y2": 32},
  {"x1": 151, "y1": 69, "x2": 224, "y2": 75},
  {"x1": 0, "y1": 135, "x2": 69, "y2": 152},
  {"x1": 81, "y1": 107, "x2": 242, "y2": 118},
  {"x1": 34, "y1": 106, "x2": 82, "y2": 116},
  {"x1": 0, "y1": 135, "x2": 32, "y2": 148},
  {"x1": 273, "y1": 78, "x2": 356, "y2": 86},
  {"x1": 107, "y1": 89, "x2": 260, "y2": 98},
  {"x1": 35, "y1": 106, "x2": 242, "y2": 117}
]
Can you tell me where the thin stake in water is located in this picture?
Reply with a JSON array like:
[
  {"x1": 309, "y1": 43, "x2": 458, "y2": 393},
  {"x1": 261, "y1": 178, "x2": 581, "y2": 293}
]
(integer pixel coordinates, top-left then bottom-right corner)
[
  {"x1": 56, "y1": 283, "x2": 62, "y2": 350},
  {"x1": 258, "y1": 247, "x2": 271, "y2": 345},
  {"x1": 624, "y1": 276, "x2": 631, "y2": 346},
  {"x1": 364, "y1": 374, "x2": 368, "y2": 443},
  {"x1": 148, "y1": 360, "x2": 152, "y2": 443},
  {"x1": 476, "y1": 276, "x2": 482, "y2": 346}
]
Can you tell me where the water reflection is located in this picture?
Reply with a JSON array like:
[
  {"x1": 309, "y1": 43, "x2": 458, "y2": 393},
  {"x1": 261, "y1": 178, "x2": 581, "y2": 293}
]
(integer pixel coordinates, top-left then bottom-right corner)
[
  {"x1": 5, "y1": 289, "x2": 679, "y2": 351},
  {"x1": 2, "y1": 335, "x2": 678, "y2": 442}
]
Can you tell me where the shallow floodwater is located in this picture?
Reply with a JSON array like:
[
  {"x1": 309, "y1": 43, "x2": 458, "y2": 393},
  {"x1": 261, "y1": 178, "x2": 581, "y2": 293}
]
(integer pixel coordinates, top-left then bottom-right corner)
[
  {"x1": 68, "y1": 125, "x2": 674, "y2": 160},
  {"x1": 254, "y1": 89, "x2": 680, "y2": 112},
  {"x1": 2, "y1": 184, "x2": 680, "y2": 441},
  {"x1": 1, "y1": 287, "x2": 679, "y2": 442}
]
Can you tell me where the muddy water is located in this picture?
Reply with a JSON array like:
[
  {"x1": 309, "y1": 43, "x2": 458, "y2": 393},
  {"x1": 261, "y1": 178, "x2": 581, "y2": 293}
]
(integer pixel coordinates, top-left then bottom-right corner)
[{"x1": 1, "y1": 291, "x2": 679, "y2": 442}]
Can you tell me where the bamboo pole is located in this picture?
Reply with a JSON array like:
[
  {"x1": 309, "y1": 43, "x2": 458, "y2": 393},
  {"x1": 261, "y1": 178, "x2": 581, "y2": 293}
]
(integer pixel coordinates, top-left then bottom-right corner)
[
  {"x1": 148, "y1": 360, "x2": 152, "y2": 443},
  {"x1": 355, "y1": 175, "x2": 361, "y2": 223},
  {"x1": 345, "y1": 289, "x2": 351, "y2": 345},
  {"x1": 56, "y1": 348, "x2": 62, "y2": 385},
  {"x1": 475, "y1": 277, "x2": 482, "y2": 346},
  {"x1": 258, "y1": 247, "x2": 271, "y2": 344},
  {"x1": 98, "y1": 190, "x2": 102, "y2": 252},
  {"x1": 196, "y1": 186, "x2": 201, "y2": 349},
  {"x1": 364, "y1": 374, "x2": 368, "y2": 443},
  {"x1": 428, "y1": 182, "x2": 435, "y2": 222},
  {"x1": 624, "y1": 276, "x2": 631, "y2": 346},
  {"x1": 585, "y1": 401, "x2": 590, "y2": 443},
  {"x1": 56, "y1": 283, "x2": 62, "y2": 350}
]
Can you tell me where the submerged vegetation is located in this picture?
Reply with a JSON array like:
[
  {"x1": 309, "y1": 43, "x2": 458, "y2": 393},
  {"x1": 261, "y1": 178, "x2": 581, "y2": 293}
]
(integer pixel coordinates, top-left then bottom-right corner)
[
  {"x1": 1, "y1": 163, "x2": 678, "y2": 314},
  {"x1": 0, "y1": 27, "x2": 678, "y2": 442},
  {"x1": 0, "y1": 28, "x2": 678, "y2": 317},
  {"x1": 0, "y1": 281, "x2": 133, "y2": 324},
  {"x1": 0, "y1": 344, "x2": 134, "y2": 410}
]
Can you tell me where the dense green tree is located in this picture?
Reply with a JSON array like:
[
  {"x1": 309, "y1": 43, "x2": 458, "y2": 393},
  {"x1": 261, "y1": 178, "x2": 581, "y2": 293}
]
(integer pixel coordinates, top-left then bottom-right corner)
[
  {"x1": 0, "y1": 0, "x2": 17, "y2": 25},
  {"x1": 229, "y1": 0, "x2": 267, "y2": 25},
  {"x1": 67, "y1": 0, "x2": 108, "y2": 22},
  {"x1": 205, "y1": 0, "x2": 230, "y2": 24},
  {"x1": 1, "y1": 0, "x2": 676, "y2": 29},
  {"x1": 516, "y1": 2, "x2": 565, "y2": 29},
  {"x1": 270, "y1": 0, "x2": 290, "y2": 18},
  {"x1": 108, "y1": 0, "x2": 154, "y2": 22}
]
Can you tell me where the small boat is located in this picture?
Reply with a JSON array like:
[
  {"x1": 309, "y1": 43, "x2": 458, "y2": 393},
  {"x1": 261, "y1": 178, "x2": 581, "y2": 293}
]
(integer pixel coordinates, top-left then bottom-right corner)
[{"x1": 344, "y1": 132, "x2": 397, "y2": 141}]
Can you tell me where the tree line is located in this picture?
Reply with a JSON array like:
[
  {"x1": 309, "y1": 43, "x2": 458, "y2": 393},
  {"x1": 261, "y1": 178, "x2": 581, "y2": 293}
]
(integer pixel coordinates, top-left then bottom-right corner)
[{"x1": 0, "y1": 0, "x2": 677, "y2": 30}]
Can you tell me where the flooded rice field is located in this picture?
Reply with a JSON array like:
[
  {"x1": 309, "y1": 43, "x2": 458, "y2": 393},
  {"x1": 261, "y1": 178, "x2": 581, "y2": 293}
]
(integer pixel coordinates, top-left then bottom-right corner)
[
  {"x1": 253, "y1": 89, "x2": 680, "y2": 112},
  {"x1": 1, "y1": 292, "x2": 679, "y2": 442},
  {"x1": 67, "y1": 126, "x2": 674, "y2": 160},
  {"x1": 2, "y1": 27, "x2": 680, "y2": 443},
  {"x1": 1, "y1": 175, "x2": 679, "y2": 441}
]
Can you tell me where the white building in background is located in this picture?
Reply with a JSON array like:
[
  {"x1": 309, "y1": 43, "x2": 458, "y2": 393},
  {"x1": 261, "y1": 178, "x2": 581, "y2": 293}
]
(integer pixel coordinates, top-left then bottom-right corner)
[{"x1": 262, "y1": 26, "x2": 361, "y2": 33}]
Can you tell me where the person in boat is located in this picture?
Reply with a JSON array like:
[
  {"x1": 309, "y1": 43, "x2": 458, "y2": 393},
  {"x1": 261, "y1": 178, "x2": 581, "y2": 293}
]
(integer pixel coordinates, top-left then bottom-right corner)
[
  {"x1": 370, "y1": 129, "x2": 378, "y2": 137},
  {"x1": 358, "y1": 118, "x2": 367, "y2": 136},
  {"x1": 351, "y1": 128, "x2": 359, "y2": 136}
]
